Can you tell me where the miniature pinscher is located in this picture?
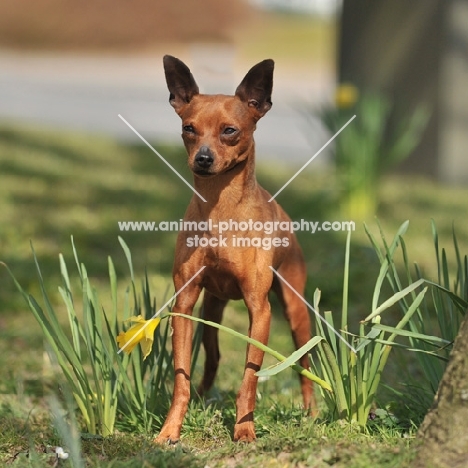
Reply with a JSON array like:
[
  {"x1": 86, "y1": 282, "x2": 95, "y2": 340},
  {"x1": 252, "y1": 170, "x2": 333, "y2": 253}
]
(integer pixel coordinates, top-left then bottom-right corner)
[{"x1": 156, "y1": 55, "x2": 315, "y2": 444}]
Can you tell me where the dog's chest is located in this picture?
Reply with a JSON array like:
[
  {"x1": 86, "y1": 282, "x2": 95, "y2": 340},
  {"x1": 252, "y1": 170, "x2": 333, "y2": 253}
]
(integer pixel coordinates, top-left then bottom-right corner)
[{"x1": 200, "y1": 244, "x2": 254, "y2": 300}]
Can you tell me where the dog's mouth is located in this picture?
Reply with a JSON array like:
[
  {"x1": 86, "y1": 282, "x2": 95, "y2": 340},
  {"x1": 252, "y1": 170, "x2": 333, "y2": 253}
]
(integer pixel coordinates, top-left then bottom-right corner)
[
  {"x1": 192, "y1": 160, "x2": 244, "y2": 178},
  {"x1": 193, "y1": 169, "x2": 215, "y2": 178}
]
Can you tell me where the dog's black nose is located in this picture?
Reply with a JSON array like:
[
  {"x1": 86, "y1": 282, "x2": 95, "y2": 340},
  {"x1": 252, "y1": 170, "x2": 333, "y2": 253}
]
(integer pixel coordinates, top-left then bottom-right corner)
[{"x1": 195, "y1": 146, "x2": 214, "y2": 168}]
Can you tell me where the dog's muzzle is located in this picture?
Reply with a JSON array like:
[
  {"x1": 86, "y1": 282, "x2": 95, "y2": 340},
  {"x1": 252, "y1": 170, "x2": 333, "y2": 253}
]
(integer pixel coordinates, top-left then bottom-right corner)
[
  {"x1": 195, "y1": 146, "x2": 214, "y2": 170},
  {"x1": 194, "y1": 146, "x2": 214, "y2": 172}
]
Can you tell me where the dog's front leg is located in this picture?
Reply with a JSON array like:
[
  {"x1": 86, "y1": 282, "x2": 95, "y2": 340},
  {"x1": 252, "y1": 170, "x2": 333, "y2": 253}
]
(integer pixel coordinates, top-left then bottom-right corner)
[
  {"x1": 234, "y1": 293, "x2": 272, "y2": 442},
  {"x1": 155, "y1": 280, "x2": 201, "y2": 445}
]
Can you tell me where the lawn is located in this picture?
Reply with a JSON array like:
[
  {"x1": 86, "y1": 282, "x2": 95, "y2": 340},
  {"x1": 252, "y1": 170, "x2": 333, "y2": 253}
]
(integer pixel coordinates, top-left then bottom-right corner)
[{"x1": 1, "y1": 124, "x2": 467, "y2": 466}]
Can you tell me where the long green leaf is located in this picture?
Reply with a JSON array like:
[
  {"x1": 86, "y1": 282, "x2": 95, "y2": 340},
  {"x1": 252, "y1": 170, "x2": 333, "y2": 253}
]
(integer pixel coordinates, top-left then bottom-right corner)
[
  {"x1": 368, "y1": 220, "x2": 409, "y2": 311},
  {"x1": 320, "y1": 341, "x2": 348, "y2": 417},
  {"x1": 257, "y1": 336, "x2": 323, "y2": 377},
  {"x1": 370, "y1": 323, "x2": 451, "y2": 345},
  {"x1": 169, "y1": 312, "x2": 332, "y2": 391},
  {"x1": 387, "y1": 287, "x2": 428, "y2": 343},
  {"x1": 354, "y1": 326, "x2": 381, "y2": 352},
  {"x1": 118, "y1": 236, "x2": 134, "y2": 282},
  {"x1": 340, "y1": 229, "x2": 352, "y2": 378},
  {"x1": 364, "y1": 278, "x2": 425, "y2": 321},
  {"x1": 423, "y1": 280, "x2": 468, "y2": 312}
]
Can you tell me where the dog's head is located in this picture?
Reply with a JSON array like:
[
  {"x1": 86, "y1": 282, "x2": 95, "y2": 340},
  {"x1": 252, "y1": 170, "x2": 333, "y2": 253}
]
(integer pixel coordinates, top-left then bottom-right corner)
[{"x1": 163, "y1": 55, "x2": 273, "y2": 178}]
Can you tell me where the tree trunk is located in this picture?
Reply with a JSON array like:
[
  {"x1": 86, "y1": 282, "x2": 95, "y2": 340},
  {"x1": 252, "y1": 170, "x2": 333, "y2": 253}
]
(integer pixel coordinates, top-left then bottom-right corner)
[{"x1": 414, "y1": 312, "x2": 468, "y2": 468}]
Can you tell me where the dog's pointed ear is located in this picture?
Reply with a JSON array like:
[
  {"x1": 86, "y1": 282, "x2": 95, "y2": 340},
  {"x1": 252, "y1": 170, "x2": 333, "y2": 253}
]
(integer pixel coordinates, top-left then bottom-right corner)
[
  {"x1": 235, "y1": 59, "x2": 274, "y2": 121},
  {"x1": 163, "y1": 55, "x2": 199, "y2": 114}
]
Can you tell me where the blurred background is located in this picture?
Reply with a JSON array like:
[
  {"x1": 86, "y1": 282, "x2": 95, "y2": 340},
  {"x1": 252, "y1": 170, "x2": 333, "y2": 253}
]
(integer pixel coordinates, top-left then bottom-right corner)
[
  {"x1": 1, "y1": 0, "x2": 467, "y2": 400},
  {"x1": 0, "y1": 0, "x2": 337, "y2": 158}
]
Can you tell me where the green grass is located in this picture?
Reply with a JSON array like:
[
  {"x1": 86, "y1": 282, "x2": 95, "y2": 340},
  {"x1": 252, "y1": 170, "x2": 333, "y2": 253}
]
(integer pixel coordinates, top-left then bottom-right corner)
[
  {"x1": 1, "y1": 124, "x2": 467, "y2": 466},
  {"x1": 1, "y1": 395, "x2": 416, "y2": 467}
]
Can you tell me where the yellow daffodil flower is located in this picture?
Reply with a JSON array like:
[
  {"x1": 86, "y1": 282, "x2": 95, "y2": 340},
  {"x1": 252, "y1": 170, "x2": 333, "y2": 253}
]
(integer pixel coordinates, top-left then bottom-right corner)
[
  {"x1": 335, "y1": 83, "x2": 359, "y2": 109},
  {"x1": 117, "y1": 315, "x2": 161, "y2": 360}
]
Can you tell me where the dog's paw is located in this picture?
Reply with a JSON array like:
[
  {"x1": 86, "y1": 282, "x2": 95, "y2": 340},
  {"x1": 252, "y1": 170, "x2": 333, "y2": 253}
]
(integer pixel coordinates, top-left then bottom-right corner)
[
  {"x1": 154, "y1": 429, "x2": 181, "y2": 446},
  {"x1": 154, "y1": 437, "x2": 179, "y2": 446},
  {"x1": 233, "y1": 422, "x2": 256, "y2": 442}
]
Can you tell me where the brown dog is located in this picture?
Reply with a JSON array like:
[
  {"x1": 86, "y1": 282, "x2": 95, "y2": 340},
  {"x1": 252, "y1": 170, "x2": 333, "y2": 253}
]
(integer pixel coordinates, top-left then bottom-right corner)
[{"x1": 156, "y1": 55, "x2": 315, "y2": 444}]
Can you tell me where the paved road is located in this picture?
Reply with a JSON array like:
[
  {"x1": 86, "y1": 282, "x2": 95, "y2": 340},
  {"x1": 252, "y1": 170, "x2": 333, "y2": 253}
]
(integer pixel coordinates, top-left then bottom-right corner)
[{"x1": 0, "y1": 51, "x2": 333, "y2": 164}]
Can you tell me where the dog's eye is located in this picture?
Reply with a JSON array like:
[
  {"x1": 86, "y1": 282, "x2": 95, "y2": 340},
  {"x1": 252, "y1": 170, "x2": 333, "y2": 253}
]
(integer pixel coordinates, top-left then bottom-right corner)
[
  {"x1": 223, "y1": 127, "x2": 237, "y2": 135},
  {"x1": 183, "y1": 125, "x2": 195, "y2": 134}
]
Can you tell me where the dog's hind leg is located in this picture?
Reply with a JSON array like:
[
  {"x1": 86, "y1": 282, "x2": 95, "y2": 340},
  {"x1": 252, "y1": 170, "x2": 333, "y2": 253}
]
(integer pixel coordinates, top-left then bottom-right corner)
[
  {"x1": 197, "y1": 291, "x2": 228, "y2": 395},
  {"x1": 272, "y1": 249, "x2": 317, "y2": 415}
]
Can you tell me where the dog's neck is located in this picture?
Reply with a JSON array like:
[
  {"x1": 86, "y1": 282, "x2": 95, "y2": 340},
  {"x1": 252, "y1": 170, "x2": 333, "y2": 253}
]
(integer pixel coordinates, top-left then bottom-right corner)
[{"x1": 191, "y1": 152, "x2": 258, "y2": 217}]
